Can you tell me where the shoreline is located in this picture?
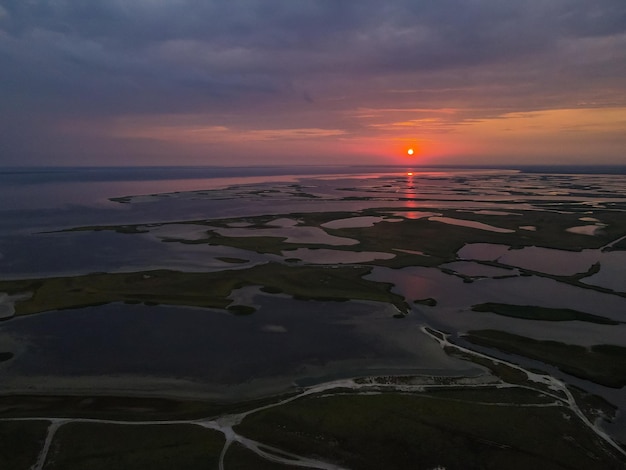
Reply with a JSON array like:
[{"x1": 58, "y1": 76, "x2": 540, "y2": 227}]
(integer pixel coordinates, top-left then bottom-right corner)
[
  {"x1": 2, "y1": 368, "x2": 625, "y2": 469},
  {"x1": 0, "y1": 366, "x2": 491, "y2": 404}
]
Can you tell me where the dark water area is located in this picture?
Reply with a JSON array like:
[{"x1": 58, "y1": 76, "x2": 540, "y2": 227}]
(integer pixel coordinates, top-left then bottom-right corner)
[
  {"x1": 0, "y1": 231, "x2": 184, "y2": 278},
  {"x1": 1, "y1": 164, "x2": 625, "y2": 439},
  {"x1": 1, "y1": 294, "x2": 461, "y2": 395},
  {"x1": 514, "y1": 164, "x2": 626, "y2": 174},
  {"x1": 1, "y1": 163, "x2": 621, "y2": 217},
  {"x1": 4, "y1": 301, "x2": 370, "y2": 380},
  {"x1": 1, "y1": 165, "x2": 385, "y2": 185},
  {"x1": 2, "y1": 164, "x2": 623, "y2": 212},
  {"x1": 3, "y1": 164, "x2": 625, "y2": 182}
]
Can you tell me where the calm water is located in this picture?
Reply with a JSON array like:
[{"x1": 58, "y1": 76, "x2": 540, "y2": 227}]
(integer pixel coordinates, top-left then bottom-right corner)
[{"x1": 1, "y1": 165, "x2": 625, "y2": 438}]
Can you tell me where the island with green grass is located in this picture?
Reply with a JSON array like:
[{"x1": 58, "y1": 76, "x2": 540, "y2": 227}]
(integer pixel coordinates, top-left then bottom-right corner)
[{"x1": 1, "y1": 170, "x2": 626, "y2": 469}]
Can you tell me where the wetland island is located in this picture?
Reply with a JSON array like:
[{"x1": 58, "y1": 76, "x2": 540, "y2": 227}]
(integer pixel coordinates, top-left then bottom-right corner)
[{"x1": 1, "y1": 167, "x2": 626, "y2": 469}]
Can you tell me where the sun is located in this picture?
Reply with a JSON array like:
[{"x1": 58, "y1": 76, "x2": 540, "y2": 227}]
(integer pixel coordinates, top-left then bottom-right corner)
[{"x1": 407, "y1": 148, "x2": 414, "y2": 156}]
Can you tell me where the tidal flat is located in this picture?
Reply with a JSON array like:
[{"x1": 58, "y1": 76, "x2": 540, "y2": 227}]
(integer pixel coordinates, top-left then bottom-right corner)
[{"x1": 1, "y1": 167, "x2": 625, "y2": 469}]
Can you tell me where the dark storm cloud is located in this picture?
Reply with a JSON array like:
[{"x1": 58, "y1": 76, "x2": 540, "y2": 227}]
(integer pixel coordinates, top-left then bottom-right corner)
[
  {"x1": 0, "y1": 0, "x2": 625, "y2": 164},
  {"x1": 2, "y1": 1, "x2": 624, "y2": 105}
]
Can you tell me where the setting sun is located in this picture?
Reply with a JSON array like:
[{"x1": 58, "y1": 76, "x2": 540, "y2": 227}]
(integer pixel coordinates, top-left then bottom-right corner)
[{"x1": 407, "y1": 148, "x2": 414, "y2": 156}]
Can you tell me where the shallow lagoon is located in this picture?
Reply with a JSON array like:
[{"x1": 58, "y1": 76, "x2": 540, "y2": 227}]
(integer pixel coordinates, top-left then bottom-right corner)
[
  {"x1": 369, "y1": 265, "x2": 626, "y2": 323},
  {"x1": 1, "y1": 166, "x2": 626, "y2": 449},
  {"x1": 213, "y1": 224, "x2": 359, "y2": 246},
  {"x1": 429, "y1": 216, "x2": 515, "y2": 233},
  {"x1": 0, "y1": 294, "x2": 475, "y2": 398},
  {"x1": 459, "y1": 242, "x2": 626, "y2": 291},
  {"x1": 281, "y1": 248, "x2": 395, "y2": 264}
]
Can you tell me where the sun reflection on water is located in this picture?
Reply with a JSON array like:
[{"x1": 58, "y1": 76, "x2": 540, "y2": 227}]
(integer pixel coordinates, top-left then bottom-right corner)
[{"x1": 402, "y1": 171, "x2": 423, "y2": 217}]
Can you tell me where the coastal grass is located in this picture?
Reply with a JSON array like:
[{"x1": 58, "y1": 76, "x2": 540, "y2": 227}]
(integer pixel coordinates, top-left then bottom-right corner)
[
  {"x1": 0, "y1": 392, "x2": 301, "y2": 422},
  {"x1": 0, "y1": 387, "x2": 622, "y2": 469},
  {"x1": 236, "y1": 390, "x2": 624, "y2": 470},
  {"x1": 444, "y1": 207, "x2": 626, "y2": 251},
  {"x1": 0, "y1": 262, "x2": 408, "y2": 316},
  {"x1": 465, "y1": 330, "x2": 626, "y2": 388},
  {"x1": 223, "y1": 442, "x2": 291, "y2": 469},
  {"x1": 325, "y1": 218, "x2": 500, "y2": 264},
  {"x1": 471, "y1": 302, "x2": 620, "y2": 325},
  {"x1": 0, "y1": 395, "x2": 222, "y2": 421},
  {"x1": 215, "y1": 257, "x2": 249, "y2": 264},
  {"x1": 0, "y1": 420, "x2": 49, "y2": 470},
  {"x1": 325, "y1": 208, "x2": 626, "y2": 260},
  {"x1": 177, "y1": 232, "x2": 291, "y2": 255},
  {"x1": 442, "y1": 346, "x2": 530, "y2": 386},
  {"x1": 53, "y1": 207, "x2": 626, "y2": 271},
  {"x1": 607, "y1": 236, "x2": 626, "y2": 251},
  {"x1": 0, "y1": 352, "x2": 14, "y2": 362},
  {"x1": 44, "y1": 423, "x2": 224, "y2": 470},
  {"x1": 418, "y1": 386, "x2": 557, "y2": 405}
]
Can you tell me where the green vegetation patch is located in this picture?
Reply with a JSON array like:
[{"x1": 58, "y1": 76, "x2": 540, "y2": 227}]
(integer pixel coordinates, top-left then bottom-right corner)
[
  {"x1": 471, "y1": 303, "x2": 620, "y2": 325},
  {"x1": 0, "y1": 263, "x2": 408, "y2": 316},
  {"x1": 465, "y1": 330, "x2": 626, "y2": 388},
  {"x1": 0, "y1": 352, "x2": 14, "y2": 362},
  {"x1": 57, "y1": 224, "x2": 150, "y2": 234},
  {"x1": 187, "y1": 232, "x2": 291, "y2": 255},
  {"x1": 260, "y1": 286, "x2": 283, "y2": 294},
  {"x1": 236, "y1": 391, "x2": 624, "y2": 470},
  {"x1": 415, "y1": 297, "x2": 438, "y2": 306},
  {"x1": 570, "y1": 386, "x2": 619, "y2": 425},
  {"x1": 60, "y1": 207, "x2": 626, "y2": 259},
  {"x1": 442, "y1": 346, "x2": 530, "y2": 386},
  {"x1": 453, "y1": 209, "x2": 626, "y2": 251},
  {"x1": 44, "y1": 423, "x2": 223, "y2": 470},
  {"x1": 216, "y1": 257, "x2": 249, "y2": 264},
  {"x1": 0, "y1": 420, "x2": 49, "y2": 470},
  {"x1": 227, "y1": 305, "x2": 256, "y2": 315},
  {"x1": 0, "y1": 393, "x2": 299, "y2": 422},
  {"x1": 45, "y1": 423, "x2": 224, "y2": 470},
  {"x1": 324, "y1": 217, "x2": 505, "y2": 264},
  {"x1": 606, "y1": 236, "x2": 626, "y2": 251},
  {"x1": 0, "y1": 395, "x2": 224, "y2": 421},
  {"x1": 224, "y1": 442, "x2": 292, "y2": 469},
  {"x1": 419, "y1": 387, "x2": 556, "y2": 405},
  {"x1": 0, "y1": 270, "x2": 236, "y2": 315}
]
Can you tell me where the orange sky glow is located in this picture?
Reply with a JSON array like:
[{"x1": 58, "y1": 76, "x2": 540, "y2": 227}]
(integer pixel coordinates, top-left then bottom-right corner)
[{"x1": 2, "y1": 2, "x2": 625, "y2": 167}]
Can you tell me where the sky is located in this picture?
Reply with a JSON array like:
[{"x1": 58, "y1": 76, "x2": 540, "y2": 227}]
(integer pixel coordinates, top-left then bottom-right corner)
[{"x1": 1, "y1": 0, "x2": 625, "y2": 167}]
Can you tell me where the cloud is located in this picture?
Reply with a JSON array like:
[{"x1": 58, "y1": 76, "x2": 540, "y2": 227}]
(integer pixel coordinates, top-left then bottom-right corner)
[
  {"x1": 1, "y1": 0, "x2": 625, "y2": 165},
  {"x1": 246, "y1": 128, "x2": 346, "y2": 140},
  {"x1": 3, "y1": 1, "x2": 624, "y2": 106},
  {"x1": 109, "y1": 116, "x2": 346, "y2": 143}
]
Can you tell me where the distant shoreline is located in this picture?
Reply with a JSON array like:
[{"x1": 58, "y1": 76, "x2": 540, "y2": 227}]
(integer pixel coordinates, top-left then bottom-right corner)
[{"x1": 1, "y1": 163, "x2": 625, "y2": 178}]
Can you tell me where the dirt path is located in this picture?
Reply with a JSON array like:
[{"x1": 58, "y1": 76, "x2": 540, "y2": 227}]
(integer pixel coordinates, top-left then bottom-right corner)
[{"x1": 3, "y1": 327, "x2": 624, "y2": 469}]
